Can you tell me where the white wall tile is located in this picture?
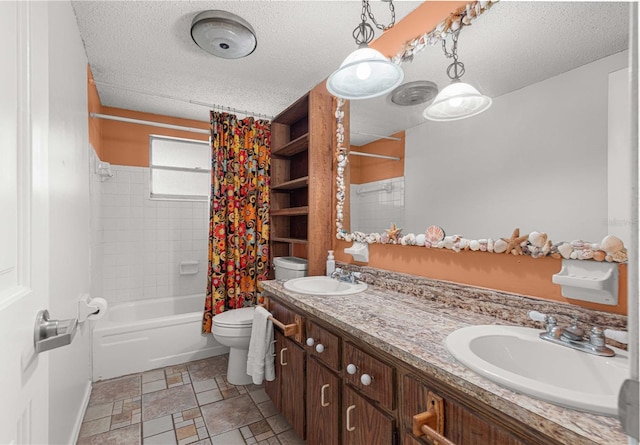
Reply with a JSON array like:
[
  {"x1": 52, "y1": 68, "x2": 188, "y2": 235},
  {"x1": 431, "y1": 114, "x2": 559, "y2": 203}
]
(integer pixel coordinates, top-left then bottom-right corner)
[{"x1": 99, "y1": 164, "x2": 209, "y2": 303}]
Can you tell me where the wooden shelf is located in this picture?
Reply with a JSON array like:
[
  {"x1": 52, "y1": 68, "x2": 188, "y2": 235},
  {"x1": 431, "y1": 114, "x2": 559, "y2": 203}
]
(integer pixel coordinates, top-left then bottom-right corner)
[
  {"x1": 272, "y1": 133, "x2": 308, "y2": 157},
  {"x1": 271, "y1": 206, "x2": 309, "y2": 216},
  {"x1": 272, "y1": 176, "x2": 309, "y2": 191},
  {"x1": 272, "y1": 237, "x2": 308, "y2": 244}
]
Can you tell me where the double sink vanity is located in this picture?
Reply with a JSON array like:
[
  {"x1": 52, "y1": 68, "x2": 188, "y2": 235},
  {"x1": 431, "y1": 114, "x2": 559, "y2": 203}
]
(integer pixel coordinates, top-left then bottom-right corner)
[{"x1": 261, "y1": 267, "x2": 628, "y2": 444}]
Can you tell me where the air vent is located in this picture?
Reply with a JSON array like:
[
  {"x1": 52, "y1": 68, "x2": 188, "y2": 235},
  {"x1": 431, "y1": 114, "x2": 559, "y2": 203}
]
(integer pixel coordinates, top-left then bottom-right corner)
[{"x1": 390, "y1": 81, "x2": 438, "y2": 106}]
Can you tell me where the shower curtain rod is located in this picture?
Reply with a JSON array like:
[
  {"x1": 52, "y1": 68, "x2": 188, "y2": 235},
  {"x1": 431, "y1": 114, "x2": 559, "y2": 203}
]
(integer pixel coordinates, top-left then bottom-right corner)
[
  {"x1": 90, "y1": 79, "x2": 274, "y2": 120},
  {"x1": 350, "y1": 150, "x2": 401, "y2": 161},
  {"x1": 351, "y1": 131, "x2": 402, "y2": 142},
  {"x1": 90, "y1": 112, "x2": 210, "y2": 135}
]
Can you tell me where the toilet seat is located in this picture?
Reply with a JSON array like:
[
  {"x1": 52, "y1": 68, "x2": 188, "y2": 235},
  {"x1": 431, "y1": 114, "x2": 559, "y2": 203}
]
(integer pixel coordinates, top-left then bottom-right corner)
[{"x1": 212, "y1": 307, "x2": 255, "y2": 328}]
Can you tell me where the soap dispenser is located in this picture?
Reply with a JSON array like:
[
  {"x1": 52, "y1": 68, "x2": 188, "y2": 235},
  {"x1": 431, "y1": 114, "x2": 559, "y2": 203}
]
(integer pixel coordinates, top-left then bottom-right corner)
[{"x1": 326, "y1": 250, "x2": 335, "y2": 277}]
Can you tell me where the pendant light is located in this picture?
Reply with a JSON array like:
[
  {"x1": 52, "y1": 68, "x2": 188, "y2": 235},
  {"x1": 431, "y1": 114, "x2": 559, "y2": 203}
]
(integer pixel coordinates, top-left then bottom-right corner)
[
  {"x1": 326, "y1": 0, "x2": 404, "y2": 100},
  {"x1": 424, "y1": 28, "x2": 491, "y2": 121}
]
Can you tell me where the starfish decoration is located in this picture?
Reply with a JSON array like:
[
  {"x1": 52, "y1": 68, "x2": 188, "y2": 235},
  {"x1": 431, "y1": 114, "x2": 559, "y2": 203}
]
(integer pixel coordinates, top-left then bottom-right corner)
[
  {"x1": 502, "y1": 228, "x2": 529, "y2": 255},
  {"x1": 385, "y1": 223, "x2": 403, "y2": 242}
]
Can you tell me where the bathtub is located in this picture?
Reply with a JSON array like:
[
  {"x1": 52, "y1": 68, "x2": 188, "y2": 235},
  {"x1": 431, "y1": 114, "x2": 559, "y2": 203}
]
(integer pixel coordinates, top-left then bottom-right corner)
[{"x1": 92, "y1": 294, "x2": 228, "y2": 381}]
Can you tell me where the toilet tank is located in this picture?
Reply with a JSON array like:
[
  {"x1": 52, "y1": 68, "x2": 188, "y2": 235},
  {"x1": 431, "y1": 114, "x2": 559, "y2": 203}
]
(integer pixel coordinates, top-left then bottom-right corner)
[{"x1": 273, "y1": 256, "x2": 308, "y2": 281}]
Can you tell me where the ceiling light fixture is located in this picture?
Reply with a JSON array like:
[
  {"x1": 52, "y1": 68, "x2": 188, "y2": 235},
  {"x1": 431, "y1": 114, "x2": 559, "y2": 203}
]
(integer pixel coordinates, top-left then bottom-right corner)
[
  {"x1": 191, "y1": 10, "x2": 257, "y2": 59},
  {"x1": 326, "y1": 0, "x2": 404, "y2": 100},
  {"x1": 424, "y1": 28, "x2": 491, "y2": 121}
]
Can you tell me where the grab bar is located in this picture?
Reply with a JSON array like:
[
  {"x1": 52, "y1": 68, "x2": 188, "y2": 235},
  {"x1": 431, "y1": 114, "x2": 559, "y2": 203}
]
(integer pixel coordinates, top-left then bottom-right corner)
[{"x1": 259, "y1": 299, "x2": 303, "y2": 342}]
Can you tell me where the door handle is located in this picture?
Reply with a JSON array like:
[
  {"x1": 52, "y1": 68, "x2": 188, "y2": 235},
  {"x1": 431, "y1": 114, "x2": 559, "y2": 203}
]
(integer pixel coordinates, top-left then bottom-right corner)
[
  {"x1": 33, "y1": 309, "x2": 78, "y2": 353},
  {"x1": 280, "y1": 347, "x2": 288, "y2": 366}
]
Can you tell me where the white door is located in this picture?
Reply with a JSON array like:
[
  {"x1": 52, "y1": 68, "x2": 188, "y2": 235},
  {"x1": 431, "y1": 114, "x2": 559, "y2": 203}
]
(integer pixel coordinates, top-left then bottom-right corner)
[{"x1": 0, "y1": 2, "x2": 51, "y2": 444}]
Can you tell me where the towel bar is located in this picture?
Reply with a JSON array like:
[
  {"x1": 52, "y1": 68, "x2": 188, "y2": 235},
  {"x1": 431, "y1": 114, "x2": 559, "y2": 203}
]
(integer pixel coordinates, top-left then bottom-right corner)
[{"x1": 259, "y1": 300, "x2": 302, "y2": 342}]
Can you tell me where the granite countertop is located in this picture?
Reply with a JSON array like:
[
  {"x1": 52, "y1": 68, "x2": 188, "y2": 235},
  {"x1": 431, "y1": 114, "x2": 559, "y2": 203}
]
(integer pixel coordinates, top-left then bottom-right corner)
[{"x1": 261, "y1": 279, "x2": 627, "y2": 445}]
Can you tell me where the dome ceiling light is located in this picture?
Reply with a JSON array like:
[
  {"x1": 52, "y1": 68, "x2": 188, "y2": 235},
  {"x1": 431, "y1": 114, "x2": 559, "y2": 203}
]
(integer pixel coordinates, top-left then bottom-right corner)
[
  {"x1": 191, "y1": 10, "x2": 257, "y2": 59},
  {"x1": 326, "y1": 0, "x2": 404, "y2": 100}
]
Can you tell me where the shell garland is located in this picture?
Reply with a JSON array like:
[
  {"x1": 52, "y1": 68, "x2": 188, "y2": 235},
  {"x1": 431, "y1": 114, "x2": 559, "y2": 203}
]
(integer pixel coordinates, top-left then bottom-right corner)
[
  {"x1": 392, "y1": 0, "x2": 499, "y2": 65},
  {"x1": 341, "y1": 222, "x2": 628, "y2": 264}
]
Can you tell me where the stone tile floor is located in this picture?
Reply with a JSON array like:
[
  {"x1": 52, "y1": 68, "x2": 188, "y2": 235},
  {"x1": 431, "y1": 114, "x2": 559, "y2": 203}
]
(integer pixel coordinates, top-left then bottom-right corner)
[{"x1": 76, "y1": 355, "x2": 305, "y2": 445}]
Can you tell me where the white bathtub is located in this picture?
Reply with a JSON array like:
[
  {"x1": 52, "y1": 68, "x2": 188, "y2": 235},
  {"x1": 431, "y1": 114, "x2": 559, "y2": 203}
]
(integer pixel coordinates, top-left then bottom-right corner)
[{"x1": 92, "y1": 294, "x2": 228, "y2": 381}]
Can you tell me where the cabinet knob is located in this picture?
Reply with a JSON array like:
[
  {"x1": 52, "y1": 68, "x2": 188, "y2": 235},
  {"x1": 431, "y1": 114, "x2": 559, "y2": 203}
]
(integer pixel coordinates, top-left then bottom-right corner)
[
  {"x1": 306, "y1": 337, "x2": 315, "y2": 347},
  {"x1": 360, "y1": 373, "x2": 373, "y2": 386},
  {"x1": 315, "y1": 343, "x2": 325, "y2": 353},
  {"x1": 346, "y1": 363, "x2": 358, "y2": 375}
]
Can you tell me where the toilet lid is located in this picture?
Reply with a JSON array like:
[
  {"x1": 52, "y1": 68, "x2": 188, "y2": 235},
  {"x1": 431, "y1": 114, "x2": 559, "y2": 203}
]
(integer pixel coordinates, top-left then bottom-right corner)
[{"x1": 212, "y1": 307, "x2": 255, "y2": 327}]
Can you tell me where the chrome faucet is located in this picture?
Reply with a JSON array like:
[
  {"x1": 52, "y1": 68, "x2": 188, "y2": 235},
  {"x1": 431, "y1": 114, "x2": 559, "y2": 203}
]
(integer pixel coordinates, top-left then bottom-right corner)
[
  {"x1": 529, "y1": 311, "x2": 616, "y2": 357},
  {"x1": 331, "y1": 268, "x2": 359, "y2": 283}
]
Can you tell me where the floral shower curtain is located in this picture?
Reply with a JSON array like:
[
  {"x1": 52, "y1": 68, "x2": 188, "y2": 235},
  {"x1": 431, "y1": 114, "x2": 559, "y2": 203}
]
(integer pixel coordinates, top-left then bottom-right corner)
[{"x1": 202, "y1": 111, "x2": 271, "y2": 334}]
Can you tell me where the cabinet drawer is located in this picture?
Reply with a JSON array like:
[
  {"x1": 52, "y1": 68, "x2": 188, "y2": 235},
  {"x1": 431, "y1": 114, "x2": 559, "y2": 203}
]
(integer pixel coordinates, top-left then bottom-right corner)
[
  {"x1": 343, "y1": 342, "x2": 395, "y2": 411},
  {"x1": 306, "y1": 321, "x2": 341, "y2": 372}
]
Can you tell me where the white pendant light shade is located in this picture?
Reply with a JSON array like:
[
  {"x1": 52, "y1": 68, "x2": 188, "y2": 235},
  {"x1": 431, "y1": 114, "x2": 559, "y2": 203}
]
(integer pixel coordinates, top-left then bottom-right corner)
[
  {"x1": 326, "y1": 46, "x2": 404, "y2": 100},
  {"x1": 423, "y1": 81, "x2": 492, "y2": 121}
]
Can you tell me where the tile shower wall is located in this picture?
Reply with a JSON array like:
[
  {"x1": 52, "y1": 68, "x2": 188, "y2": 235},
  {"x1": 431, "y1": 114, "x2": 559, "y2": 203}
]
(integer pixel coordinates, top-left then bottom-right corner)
[
  {"x1": 90, "y1": 148, "x2": 104, "y2": 306},
  {"x1": 99, "y1": 164, "x2": 209, "y2": 304},
  {"x1": 350, "y1": 176, "x2": 405, "y2": 234}
]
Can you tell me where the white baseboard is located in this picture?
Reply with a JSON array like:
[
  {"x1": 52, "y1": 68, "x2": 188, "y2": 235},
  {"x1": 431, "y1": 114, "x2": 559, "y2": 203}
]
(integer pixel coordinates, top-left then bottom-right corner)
[{"x1": 69, "y1": 379, "x2": 92, "y2": 445}]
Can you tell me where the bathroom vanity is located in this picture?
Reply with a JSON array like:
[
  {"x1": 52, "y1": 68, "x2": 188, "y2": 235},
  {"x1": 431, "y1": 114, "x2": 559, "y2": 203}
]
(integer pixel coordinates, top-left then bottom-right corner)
[{"x1": 260, "y1": 272, "x2": 627, "y2": 445}]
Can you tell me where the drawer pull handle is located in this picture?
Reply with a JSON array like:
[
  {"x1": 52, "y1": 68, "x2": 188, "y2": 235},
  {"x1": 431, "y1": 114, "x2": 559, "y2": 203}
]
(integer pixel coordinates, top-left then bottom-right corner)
[
  {"x1": 315, "y1": 343, "x2": 325, "y2": 353},
  {"x1": 360, "y1": 373, "x2": 373, "y2": 386},
  {"x1": 306, "y1": 337, "x2": 315, "y2": 346},
  {"x1": 346, "y1": 405, "x2": 356, "y2": 432},
  {"x1": 280, "y1": 347, "x2": 288, "y2": 366},
  {"x1": 320, "y1": 383, "x2": 330, "y2": 407},
  {"x1": 412, "y1": 392, "x2": 456, "y2": 445},
  {"x1": 346, "y1": 363, "x2": 358, "y2": 375}
]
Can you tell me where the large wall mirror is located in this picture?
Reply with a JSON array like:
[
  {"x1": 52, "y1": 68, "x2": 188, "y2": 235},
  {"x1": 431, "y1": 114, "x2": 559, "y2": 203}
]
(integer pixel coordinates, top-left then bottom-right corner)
[{"x1": 339, "y1": 2, "x2": 632, "y2": 250}]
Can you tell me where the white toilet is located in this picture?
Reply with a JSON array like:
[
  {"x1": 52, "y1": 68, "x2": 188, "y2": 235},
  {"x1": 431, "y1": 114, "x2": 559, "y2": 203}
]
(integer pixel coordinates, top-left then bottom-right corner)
[
  {"x1": 212, "y1": 257, "x2": 308, "y2": 386},
  {"x1": 211, "y1": 306, "x2": 255, "y2": 385}
]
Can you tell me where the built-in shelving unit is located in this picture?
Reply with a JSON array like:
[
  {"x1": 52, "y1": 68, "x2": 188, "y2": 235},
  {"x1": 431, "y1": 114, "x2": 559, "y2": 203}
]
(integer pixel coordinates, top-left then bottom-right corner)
[{"x1": 270, "y1": 88, "x2": 334, "y2": 276}]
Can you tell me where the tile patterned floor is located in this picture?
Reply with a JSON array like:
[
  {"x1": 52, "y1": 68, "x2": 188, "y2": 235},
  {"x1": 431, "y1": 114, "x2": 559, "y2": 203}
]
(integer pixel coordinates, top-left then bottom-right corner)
[{"x1": 77, "y1": 355, "x2": 305, "y2": 445}]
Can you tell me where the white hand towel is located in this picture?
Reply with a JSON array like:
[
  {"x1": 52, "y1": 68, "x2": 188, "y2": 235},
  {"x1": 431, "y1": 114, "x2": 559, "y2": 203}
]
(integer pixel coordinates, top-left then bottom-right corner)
[{"x1": 247, "y1": 306, "x2": 275, "y2": 385}]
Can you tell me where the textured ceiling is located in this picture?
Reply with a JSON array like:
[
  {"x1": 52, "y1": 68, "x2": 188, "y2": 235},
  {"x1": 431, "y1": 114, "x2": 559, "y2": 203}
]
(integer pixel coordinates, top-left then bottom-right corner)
[
  {"x1": 72, "y1": 1, "x2": 630, "y2": 142},
  {"x1": 72, "y1": 0, "x2": 422, "y2": 121},
  {"x1": 351, "y1": 1, "x2": 630, "y2": 144}
]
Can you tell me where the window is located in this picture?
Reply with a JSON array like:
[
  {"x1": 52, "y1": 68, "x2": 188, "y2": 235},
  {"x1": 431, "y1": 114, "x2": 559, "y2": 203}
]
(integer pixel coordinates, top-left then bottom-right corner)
[{"x1": 149, "y1": 135, "x2": 210, "y2": 200}]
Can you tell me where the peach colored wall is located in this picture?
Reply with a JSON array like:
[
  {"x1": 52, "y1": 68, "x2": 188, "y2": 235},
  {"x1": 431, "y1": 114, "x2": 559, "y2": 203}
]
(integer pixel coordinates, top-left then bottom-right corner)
[
  {"x1": 350, "y1": 131, "x2": 405, "y2": 185},
  {"x1": 371, "y1": 1, "x2": 469, "y2": 57},
  {"x1": 87, "y1": 68, "x2": 103, "y2": 159},
  {"x1": 332, "y1": 2, "x2": 627, "y2": 316},
  {"x1": 333, "y1": 240, "x2": 627, "y2": 316},
  {"x1": 99, "y1": 107, "x2": 209, "y2": 167}
]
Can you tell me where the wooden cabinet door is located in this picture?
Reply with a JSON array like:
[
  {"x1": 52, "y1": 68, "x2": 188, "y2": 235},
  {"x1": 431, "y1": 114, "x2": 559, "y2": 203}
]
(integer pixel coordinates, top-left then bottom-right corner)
[
  {"x1": 343, "y1": 385, "x2": 395, "y2": 445},
  {"x1": 402, "y1": 375, "x2": 528, "y2": 445},
  {"x1": 281, "y1": 336, "x2": 306, "y2": 440},
  {"x1": 307, "y1": 358, "x2": 340, "y2": 445},
  {"x1": 265, "y1": 330, "x2": 283, "y2": 411}
]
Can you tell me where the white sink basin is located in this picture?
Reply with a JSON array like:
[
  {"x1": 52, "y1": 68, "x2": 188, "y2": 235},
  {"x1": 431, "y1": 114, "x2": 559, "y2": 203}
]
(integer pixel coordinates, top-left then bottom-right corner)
[
  {"x1": 446, "y1": 325, "x2": 628, "y2": 416},
  {"x1": 283, "y1": 276, "x2": 367, "y2": 296}
]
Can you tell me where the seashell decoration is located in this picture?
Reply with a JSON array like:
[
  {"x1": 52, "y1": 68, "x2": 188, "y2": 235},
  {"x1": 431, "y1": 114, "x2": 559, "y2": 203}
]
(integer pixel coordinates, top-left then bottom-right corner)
[
  {"x1": 493, "y1": 239, "x2": 508, "y2": 254},
  {"x1": 425, "y1": 225, "x2": 446, "y2": 244},
  {"x1": 557, "y1": 243, "x2": 573, "y2": 260},
  {"x1": 528, "y1": 231, "x2": 548, "y2": 248},
  {"x1": 601, "y1": 235, "x2": 624, "y2": 255}
]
